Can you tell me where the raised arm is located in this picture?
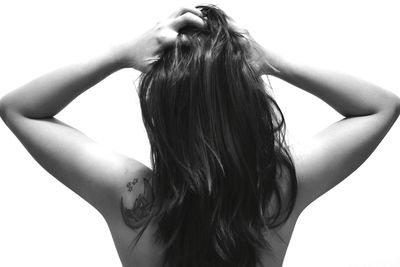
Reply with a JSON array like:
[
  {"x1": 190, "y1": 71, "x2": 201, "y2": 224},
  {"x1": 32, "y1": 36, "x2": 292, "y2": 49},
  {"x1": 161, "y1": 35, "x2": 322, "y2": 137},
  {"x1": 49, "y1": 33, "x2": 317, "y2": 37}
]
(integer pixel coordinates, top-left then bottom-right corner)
[
  {"x1": 0, "y1": 7, "x2": 206, "y2": 219},
  {"x1": 263, "y1": 49, "x2": 400, "y2": 214},
  {"x1": 230, "y1": 19, "x2": 399, "y2": 213}
]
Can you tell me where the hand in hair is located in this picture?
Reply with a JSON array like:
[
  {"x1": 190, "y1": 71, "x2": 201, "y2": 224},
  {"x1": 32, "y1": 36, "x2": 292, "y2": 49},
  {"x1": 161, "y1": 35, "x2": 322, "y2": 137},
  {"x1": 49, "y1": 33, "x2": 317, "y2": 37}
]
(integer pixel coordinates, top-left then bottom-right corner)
[
  {"x1": 112, "y1": 7, "x2": 206, "y2": 72},
  {"x1": 228, "y1": 18, "x2": 280, "y2": 76}
]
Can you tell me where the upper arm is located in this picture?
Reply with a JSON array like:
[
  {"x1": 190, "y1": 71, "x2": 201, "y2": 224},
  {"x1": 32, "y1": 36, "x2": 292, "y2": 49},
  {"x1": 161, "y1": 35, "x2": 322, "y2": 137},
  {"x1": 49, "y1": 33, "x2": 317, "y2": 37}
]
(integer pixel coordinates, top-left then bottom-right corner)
[
  {"x1": 290, "y1": 107, "x2": 399, "y2": 214},
  {"x1": 1, "y1": 110, "x2": 150, "y2": 219}
]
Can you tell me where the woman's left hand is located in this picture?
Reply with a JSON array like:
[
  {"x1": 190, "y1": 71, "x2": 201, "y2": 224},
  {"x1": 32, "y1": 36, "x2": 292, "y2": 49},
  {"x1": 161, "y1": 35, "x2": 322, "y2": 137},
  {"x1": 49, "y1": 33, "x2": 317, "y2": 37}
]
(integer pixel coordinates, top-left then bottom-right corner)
[{"x1": 113, "y1": 7, "x2": 205, "y2": 72}]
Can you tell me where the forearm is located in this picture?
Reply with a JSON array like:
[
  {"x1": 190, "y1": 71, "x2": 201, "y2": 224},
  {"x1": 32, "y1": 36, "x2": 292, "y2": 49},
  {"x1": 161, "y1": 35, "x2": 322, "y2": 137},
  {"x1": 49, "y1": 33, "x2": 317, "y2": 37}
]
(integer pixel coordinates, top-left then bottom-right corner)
[
  {"x1": 0, "y1": 48, "x2": 123, "y2": 119},
  {"x1": 269, "y1": 54, "x2": 400, "y2": 117}
]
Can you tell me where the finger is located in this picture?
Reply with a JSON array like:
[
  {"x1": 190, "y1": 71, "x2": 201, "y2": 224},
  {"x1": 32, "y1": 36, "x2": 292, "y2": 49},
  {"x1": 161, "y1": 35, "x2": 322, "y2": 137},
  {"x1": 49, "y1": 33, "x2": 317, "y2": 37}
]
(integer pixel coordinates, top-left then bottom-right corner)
[
  {"x1": 169, "y1": 6, "x2": 203, "y2": 19},
  {"x1": 170, "y1": 12, "x2": 206, "y2": 31}
]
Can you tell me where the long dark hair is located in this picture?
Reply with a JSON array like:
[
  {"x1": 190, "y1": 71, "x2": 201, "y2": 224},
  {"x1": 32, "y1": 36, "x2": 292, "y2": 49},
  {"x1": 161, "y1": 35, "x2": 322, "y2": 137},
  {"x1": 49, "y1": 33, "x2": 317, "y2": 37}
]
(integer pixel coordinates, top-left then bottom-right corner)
[{"x1": 123, "y1": 5, "x2": 297, "y2": 267}]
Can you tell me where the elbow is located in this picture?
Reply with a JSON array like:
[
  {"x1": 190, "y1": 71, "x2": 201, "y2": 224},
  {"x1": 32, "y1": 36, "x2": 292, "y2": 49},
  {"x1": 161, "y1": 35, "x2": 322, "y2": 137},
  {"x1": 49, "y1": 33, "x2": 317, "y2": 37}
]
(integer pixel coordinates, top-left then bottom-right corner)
[
  {"x1": 0, "y1": 96, "x2": 8, "y2": 121},
  {"x1": 395, "y1": 95, "x2": 400, "y2": 116},
  {"x1": 390, "y1": 94, "x2": 400, "y2": 118},
  {"x1": 383, "y1": 94, "x2": 400, "y2": 123},
  {"x1": 0, "y1": 96, "x2": 11, "y2": 125},
  {"x1": 381, "y1": 92, "x2": 400, "y2": 117},
  {"x1": 0, "y1": 95, "x2": 18, "y2": 126},
  {"x1": 374, "y1": 94, "x2": 400, "y2": 127}
]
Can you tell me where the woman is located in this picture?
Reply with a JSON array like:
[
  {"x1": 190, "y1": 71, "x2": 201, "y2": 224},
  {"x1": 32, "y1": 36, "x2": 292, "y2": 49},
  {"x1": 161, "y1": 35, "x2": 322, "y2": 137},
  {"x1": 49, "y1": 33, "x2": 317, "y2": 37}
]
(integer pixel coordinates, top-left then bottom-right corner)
[{"x1": 0, "y1": 4, "x2": 399, "y2": 267}]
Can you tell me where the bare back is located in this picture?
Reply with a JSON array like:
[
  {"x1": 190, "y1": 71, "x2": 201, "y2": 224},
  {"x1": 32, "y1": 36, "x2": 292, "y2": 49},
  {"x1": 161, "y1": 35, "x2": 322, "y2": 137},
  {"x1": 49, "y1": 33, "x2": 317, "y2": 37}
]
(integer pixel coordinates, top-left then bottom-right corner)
[{"x1": 103, "y1": 165, "x2": 301, "y2": 267}]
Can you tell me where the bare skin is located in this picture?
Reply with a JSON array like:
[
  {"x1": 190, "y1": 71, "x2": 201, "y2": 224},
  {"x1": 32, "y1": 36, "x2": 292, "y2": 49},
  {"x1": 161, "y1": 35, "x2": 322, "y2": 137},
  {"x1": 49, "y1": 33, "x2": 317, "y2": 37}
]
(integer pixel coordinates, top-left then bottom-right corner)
[
  {"x1": 106, "y1": 167, "x2": 300, "y2": 267},
  {"x1": 1, "y1": 6, "x2": 399, "y2": 267}
]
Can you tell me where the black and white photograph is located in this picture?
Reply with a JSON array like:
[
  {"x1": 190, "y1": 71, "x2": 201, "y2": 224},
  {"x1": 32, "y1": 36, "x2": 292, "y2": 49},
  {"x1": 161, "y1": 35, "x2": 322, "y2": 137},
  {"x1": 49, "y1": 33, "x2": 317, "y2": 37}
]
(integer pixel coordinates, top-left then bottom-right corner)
[{"x1": 0, "y1": 1, "x2": 399, "y2": 266}]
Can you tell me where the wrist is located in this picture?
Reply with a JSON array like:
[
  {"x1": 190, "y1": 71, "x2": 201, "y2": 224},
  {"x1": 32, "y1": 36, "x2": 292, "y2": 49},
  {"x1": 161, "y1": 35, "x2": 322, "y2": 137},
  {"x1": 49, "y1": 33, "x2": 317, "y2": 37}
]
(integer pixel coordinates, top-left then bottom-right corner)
[
  {"x1": 260, "y1": 49, "x2": 284, "y2": 77},
  {"x1": 108, "y1": 42, "x2": 136, "y2": 70},
  {"x1": 269, "y1": 54, "x2": 297, "y2": 82}
]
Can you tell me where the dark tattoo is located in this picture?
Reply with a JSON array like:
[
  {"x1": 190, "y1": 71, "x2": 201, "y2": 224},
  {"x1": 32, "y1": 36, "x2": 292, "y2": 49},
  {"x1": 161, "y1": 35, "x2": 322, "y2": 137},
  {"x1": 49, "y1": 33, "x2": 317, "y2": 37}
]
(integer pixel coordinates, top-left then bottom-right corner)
[
  {"x1": 120, "y1": 177, "x2": 154, "y2": 229},
  {"x1": 126, "y1": 178, "x2": 139, "y2": 192}
]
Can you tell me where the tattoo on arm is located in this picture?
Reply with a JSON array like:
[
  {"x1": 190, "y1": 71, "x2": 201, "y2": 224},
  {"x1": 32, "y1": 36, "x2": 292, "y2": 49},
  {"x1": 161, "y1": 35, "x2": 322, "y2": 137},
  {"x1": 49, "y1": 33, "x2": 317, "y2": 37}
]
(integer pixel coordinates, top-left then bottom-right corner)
[
  {"x1": 120, "y1": 177, "x2": 154, "y2": 229},
  {"x1": 126, "y1": 178, "x2": 138, "y2": 192}
]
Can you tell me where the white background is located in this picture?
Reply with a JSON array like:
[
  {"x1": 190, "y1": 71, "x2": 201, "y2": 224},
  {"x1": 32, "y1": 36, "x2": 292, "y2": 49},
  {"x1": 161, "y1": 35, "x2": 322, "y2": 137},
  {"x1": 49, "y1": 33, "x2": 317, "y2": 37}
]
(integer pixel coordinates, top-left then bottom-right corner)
[{"x1": 0, "y1": 0, "x2": 399, "y2": 266}]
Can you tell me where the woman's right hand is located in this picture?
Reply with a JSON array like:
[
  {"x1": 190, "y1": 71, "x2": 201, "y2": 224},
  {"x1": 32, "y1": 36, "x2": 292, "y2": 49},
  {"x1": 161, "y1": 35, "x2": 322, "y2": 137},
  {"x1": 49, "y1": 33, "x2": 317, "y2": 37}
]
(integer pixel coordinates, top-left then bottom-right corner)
[
  {"x1": 228, "y1": 19, "x2": 281, "y2": 76},
  {"x1": 112, "y1": 7, "x2": 205, "y2": 72}
]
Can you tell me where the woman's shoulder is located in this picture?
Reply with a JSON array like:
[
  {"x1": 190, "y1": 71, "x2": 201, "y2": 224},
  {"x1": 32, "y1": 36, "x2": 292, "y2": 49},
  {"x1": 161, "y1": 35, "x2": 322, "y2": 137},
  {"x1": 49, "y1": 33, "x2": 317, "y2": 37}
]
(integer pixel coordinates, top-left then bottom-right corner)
[
  {"x1": 102, "y1": 161, "x2": 162, "y2": 266},
  {"x1": 102, "y1": 159, "x2": 154, "y2": 224}
]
